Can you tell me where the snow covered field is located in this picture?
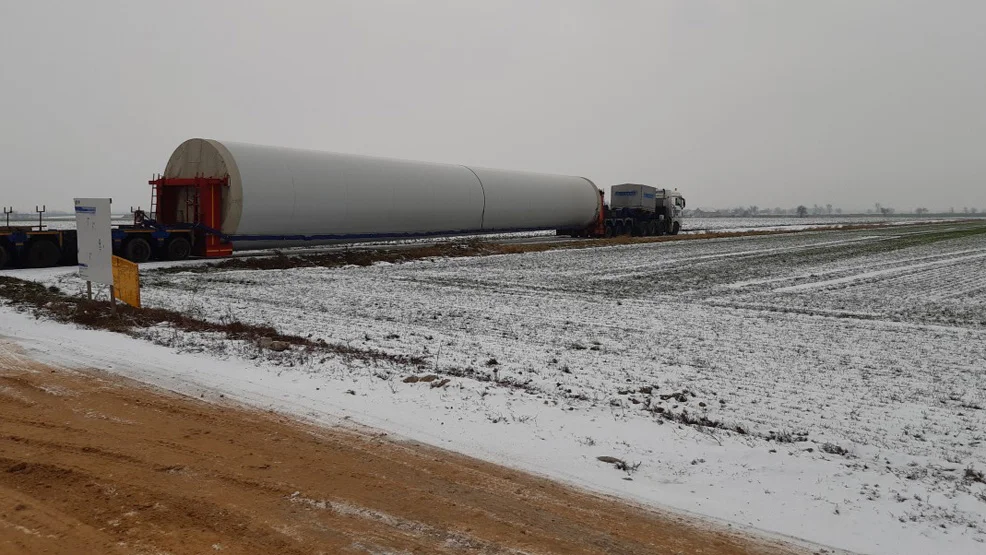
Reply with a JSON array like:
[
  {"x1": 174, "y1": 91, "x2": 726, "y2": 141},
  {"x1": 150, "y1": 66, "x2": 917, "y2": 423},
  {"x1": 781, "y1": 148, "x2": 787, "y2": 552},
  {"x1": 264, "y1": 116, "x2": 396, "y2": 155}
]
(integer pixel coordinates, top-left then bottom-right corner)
[
  {"x1": 683, "y1": 215, "x2": 978, "y2": 233},
  {"x1": 4, "y1": 220, "x2": 986, "y2": 555}
]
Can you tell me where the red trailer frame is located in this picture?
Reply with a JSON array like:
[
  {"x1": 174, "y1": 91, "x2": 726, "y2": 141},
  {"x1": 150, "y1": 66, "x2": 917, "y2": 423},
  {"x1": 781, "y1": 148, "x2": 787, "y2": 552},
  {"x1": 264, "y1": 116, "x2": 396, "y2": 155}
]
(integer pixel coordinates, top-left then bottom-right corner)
[{"x1": 149, "y1": 175, "x2": 233, "y2": 257}]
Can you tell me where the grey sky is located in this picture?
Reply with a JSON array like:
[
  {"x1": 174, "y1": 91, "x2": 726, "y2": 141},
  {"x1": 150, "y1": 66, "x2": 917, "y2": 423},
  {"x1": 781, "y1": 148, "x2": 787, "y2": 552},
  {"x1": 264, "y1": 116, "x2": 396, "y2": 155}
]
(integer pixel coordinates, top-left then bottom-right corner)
[{"x1": 1, "y1": 0, "x2": 983, "y2": 213}]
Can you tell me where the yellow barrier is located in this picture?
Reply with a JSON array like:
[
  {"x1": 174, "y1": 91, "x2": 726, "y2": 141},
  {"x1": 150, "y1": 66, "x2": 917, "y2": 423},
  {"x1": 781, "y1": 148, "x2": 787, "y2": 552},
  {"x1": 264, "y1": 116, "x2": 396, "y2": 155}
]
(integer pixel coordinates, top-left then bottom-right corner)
[{"x1": 112, "y1": 255, "x2": 141, "y2": 308}]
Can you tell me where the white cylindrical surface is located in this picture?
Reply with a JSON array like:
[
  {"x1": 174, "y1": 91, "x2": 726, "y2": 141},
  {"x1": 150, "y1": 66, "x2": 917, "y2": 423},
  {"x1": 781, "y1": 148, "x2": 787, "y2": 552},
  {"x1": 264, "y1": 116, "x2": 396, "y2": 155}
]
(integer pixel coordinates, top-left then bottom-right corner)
[
  {"x1": 471, "y1": 166, "x2": 600, "y2": 231},
  {"x1": 163, "y1": 138, "x2": 599, "y2": 247}
]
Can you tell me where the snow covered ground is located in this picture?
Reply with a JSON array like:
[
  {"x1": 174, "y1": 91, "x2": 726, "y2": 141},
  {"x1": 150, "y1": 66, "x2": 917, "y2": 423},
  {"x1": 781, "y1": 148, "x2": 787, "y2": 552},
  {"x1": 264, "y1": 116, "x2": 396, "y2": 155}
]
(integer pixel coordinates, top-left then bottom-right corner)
[
  {"x1": 683, "y1": 215, "x2": 977, "y2": 233},
  {"x1": 4, "y1": 220, "x2": 986, "y2": 555}
]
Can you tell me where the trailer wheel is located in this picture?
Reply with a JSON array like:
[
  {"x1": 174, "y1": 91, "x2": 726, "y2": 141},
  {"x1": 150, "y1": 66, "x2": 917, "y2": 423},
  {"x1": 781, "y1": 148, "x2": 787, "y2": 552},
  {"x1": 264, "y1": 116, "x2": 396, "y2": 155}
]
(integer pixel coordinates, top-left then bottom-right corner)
[
  {"x1": 124, "y1": 237, "x2": 152, "y2": 263},
  {"x1": 166, "y1": 237, "x2": 192, "y2": 261},
  {"x1": 646, "y1": 221, "x2": 657, "y2": 236},
  {"x1": 613, "y1": 221, "x2": 625, "y2": 236},
  {"x1": 26, "y1": 239, "x2": 61, "y2": 268},
  {"x1": 0, "y1": 243, "x2": 9, "y2": 270},
  {"x1": 604, "y1": 224, "x2": 614, "y2": 238}
]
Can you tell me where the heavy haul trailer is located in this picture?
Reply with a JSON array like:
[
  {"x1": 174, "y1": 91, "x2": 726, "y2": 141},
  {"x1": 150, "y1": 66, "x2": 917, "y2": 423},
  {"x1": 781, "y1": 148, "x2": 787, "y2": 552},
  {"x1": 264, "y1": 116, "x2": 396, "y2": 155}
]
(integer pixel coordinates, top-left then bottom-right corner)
[
  {"x1": 0, "y1": 193, "x2": 199, "y2": 269},
  {"x1": 2, "y1": 139, "x2": 684, "y2": 268},
  {"x1": 2, "y1": 137, "x2": 603, "y2": 268},
  {"x1": 112, "y1": 217, "x2": 196, "y2": 263},
  {"x1": 0, "y1": 216, "x2": 195, "y2": 269},
  {"x1": 0, "y1": 226, "x2": 78, "y2": 269}
]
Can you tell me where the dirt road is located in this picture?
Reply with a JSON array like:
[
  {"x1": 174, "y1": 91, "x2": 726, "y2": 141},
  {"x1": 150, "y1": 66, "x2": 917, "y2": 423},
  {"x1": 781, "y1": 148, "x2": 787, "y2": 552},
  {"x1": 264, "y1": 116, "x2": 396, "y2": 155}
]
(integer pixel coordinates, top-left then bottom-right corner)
[{"x1": 0, "y1": 340, "x2": 806, "y2": 554}]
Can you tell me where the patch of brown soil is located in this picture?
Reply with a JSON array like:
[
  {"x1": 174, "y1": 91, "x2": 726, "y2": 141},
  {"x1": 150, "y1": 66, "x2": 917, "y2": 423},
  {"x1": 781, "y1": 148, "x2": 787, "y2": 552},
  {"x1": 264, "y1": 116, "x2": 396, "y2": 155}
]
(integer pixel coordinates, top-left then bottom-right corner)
[{"x1": 0, "y1": 342, "x2": 808, "y2": 554}]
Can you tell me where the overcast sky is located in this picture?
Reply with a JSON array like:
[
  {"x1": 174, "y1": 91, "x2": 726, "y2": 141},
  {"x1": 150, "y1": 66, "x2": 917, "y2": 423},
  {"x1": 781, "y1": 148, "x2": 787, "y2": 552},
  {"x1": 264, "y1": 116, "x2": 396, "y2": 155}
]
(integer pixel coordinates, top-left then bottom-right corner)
[{"x1": 1, "y1": 0, "x2": 983, "y2": 213}]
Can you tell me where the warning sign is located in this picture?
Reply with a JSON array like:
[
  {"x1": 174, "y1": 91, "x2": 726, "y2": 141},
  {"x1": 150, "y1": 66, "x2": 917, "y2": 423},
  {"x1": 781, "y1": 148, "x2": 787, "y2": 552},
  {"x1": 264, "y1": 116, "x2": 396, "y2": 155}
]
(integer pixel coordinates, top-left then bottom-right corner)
[{"x1": 112, "y1": 256, "x2": 141, "y2": 308}]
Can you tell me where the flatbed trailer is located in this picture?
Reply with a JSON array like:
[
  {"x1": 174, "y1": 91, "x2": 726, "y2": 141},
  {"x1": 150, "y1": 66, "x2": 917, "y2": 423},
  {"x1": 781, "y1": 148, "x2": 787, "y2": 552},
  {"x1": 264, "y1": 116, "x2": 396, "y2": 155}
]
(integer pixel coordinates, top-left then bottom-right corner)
[
  {"x1": 0, "y1": 175, "x2": 223, "y2": 269},
  {"x1": 0, "y1": 223, "x2": 199, "y2": 270},
  {"x1": 0, "y1": 226, "x2": 78, "y2": 269},
  {"x1": 2, "y1": 174, "x2": 685, "y2": 270}
]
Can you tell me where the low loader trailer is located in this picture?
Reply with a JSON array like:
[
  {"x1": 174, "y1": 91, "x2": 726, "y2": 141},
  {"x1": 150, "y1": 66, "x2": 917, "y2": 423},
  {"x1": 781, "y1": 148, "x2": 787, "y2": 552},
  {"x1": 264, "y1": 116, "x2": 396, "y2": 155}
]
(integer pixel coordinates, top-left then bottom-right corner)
[
  {"x1": 0, "y1": 219, "x2": 196, "y2": 270},
  {"x1": 0, "y1": 226, "x2": 78, "y2": 270},
  {"x1": 2, "y1": 138, "x2": 686, "y2": 269},
  {"x1": 0, "y1": 178, "x2": 207, "y2": 270},
  {"x1": 2, "y1": 179, "x2": 687, "y2": 270}
]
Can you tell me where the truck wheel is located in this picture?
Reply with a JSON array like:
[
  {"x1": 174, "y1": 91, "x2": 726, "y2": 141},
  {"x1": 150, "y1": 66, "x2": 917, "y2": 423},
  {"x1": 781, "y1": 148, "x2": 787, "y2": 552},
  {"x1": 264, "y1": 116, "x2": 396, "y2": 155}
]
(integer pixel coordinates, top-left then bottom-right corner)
[
  {"x1": 0, "y1": 244, "x2": 9, "y2": 270},
  {"x1": 604, "y1": 224, "x2": 614, "y2": 238},
  {"x1": 26, "y1": 240, "x2": 61, "y2": 268},
  {"x1": 647, "y1": 221, "x2": 657, "y2": 236},
  {"x1": 166, "y1": 237, "x2": 192, "y2": 261},
  {"x1": 124, "y1": 237, "x2": 152, "y2": 263},
  {"x1": 614, "y1": 222, "x2": 625, "y2": 236},
  {"x1": 671, "y1": 222, "x2": 681, "y2": 235}
]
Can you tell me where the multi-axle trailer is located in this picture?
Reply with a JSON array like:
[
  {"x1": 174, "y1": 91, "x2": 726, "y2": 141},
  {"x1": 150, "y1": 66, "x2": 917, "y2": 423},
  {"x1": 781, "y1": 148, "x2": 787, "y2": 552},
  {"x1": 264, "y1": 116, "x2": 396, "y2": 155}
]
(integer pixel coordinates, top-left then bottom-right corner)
[
  {"x1": 0, "y1": 176, "x2": 215, "y2": 270},
  {"x1": 1, "y1": 138, "x2": 684, "y2": 270}
]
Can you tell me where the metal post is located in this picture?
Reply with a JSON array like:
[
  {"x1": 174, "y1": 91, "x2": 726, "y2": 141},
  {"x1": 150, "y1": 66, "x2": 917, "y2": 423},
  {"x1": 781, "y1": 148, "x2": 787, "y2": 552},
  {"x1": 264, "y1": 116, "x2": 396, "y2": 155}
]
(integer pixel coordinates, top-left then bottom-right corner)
[
  {"x1": 86, "y1": 281, "x2": 92, "y2": 301},
  {"x1": 109, "y1": 285, "x2": 116, "y2": 315},
  {"x1": 35, "y1": 205, "x2": 45, "y2": 230},
  {"x1": 3, "y1": 207, "x2": 11, "y2": 227}
]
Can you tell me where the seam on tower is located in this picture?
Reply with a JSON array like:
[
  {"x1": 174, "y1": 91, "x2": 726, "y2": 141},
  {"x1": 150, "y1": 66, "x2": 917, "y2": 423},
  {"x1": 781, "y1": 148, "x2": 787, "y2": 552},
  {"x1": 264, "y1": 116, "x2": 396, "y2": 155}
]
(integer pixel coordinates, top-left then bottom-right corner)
[{"x1": 462, "y1": 165, "x2": 487, "y2": 229}]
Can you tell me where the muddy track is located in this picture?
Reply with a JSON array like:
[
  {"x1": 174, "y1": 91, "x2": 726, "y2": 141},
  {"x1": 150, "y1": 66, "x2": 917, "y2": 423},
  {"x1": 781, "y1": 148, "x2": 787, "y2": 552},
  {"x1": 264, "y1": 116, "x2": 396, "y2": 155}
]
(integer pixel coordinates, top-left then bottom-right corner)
[{"x1": 0, "y1": 341, "x2": 807, "y2": 554}]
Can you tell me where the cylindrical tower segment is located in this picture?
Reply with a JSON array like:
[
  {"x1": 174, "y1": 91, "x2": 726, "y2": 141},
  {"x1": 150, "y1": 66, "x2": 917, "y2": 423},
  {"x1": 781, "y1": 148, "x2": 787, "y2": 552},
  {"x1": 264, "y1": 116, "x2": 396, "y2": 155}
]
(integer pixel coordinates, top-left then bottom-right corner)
[{"x1": 162, "y1": 138, "x2": 598, "y2": 248}]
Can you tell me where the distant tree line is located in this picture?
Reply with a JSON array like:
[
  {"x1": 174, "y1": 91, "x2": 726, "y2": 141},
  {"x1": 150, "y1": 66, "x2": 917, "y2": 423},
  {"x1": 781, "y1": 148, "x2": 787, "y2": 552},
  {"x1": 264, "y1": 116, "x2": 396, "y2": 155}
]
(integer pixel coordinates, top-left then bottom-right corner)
[
  {"x1": 687, "y1": 205, "x2": 843, "y2": 217},
  {"x1": 686, "y1": 205, "x2": 843, "y2": 217}
]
